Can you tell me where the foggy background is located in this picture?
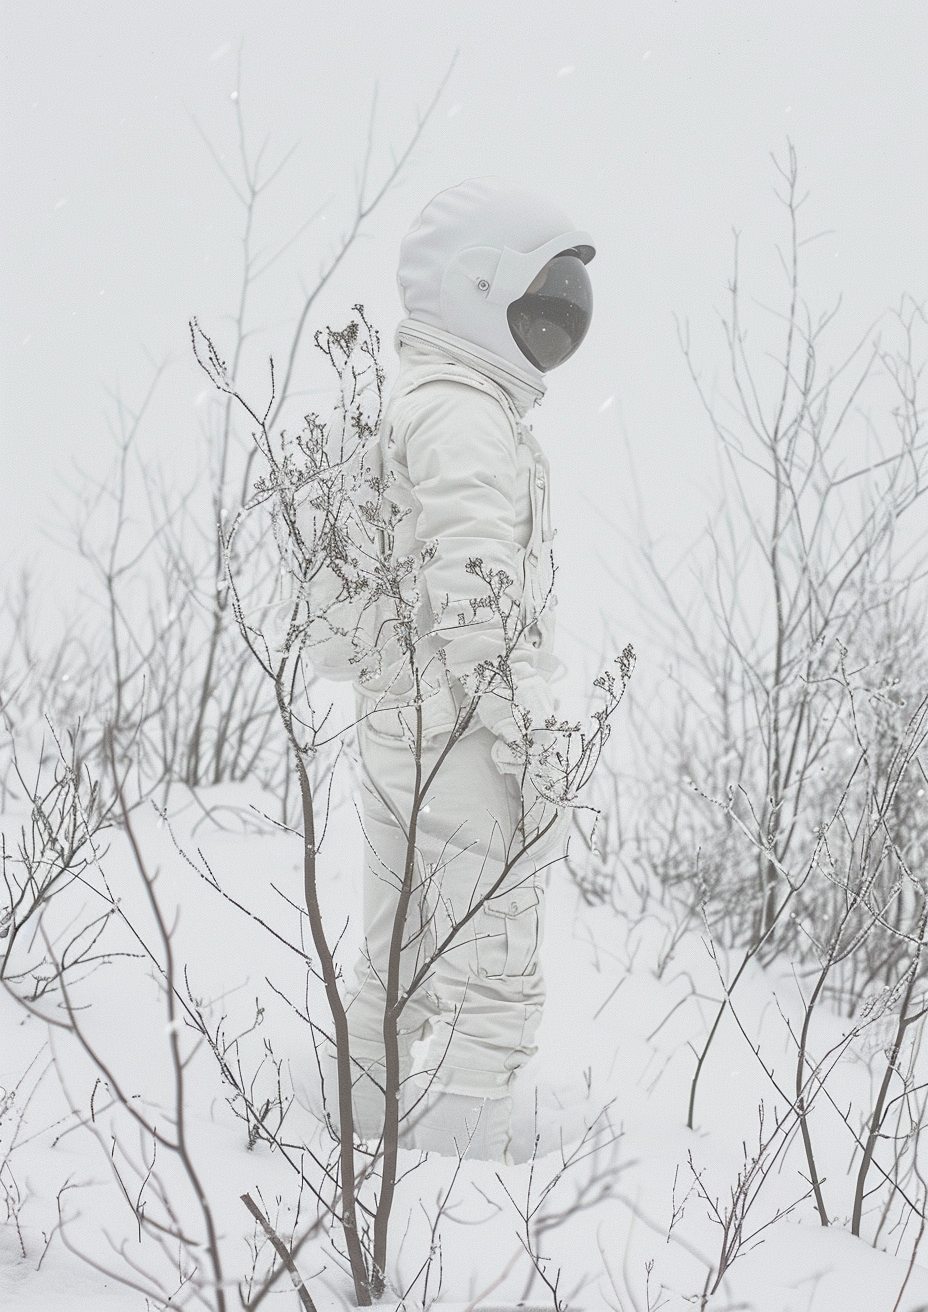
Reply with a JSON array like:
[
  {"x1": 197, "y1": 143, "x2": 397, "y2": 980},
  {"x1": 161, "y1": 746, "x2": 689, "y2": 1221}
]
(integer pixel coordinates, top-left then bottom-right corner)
[
  {"x1": 2, "y1": 0, "x2": 926, "y2": 682},
  {"x1": 3, "y1": 13, "x2": 928, "y2": 1304}
]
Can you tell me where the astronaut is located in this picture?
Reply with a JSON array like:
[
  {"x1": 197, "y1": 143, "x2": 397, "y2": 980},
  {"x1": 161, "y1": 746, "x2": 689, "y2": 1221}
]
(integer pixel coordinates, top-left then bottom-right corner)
[{"x1": 343, "y1": 177, "x2": 594, "y2": 1163}]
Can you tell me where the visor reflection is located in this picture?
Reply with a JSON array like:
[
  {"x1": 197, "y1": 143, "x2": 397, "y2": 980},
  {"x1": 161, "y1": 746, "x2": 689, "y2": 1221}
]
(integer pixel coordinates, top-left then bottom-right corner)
[{"x1": 507, "y1": 252, "x2": 593, "y2": 371}]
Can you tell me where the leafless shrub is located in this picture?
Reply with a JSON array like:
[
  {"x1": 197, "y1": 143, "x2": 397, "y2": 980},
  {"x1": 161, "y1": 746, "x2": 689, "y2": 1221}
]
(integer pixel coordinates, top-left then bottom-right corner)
[
  {"x1": 589, "y1": 149, "x2": 928, "y2": 1154},
  {"x1": 1, "y1": 68, "x2": 469, "y2": 1311},
  {"x1": 680, "y1": 1104, "x2": 812, "y2": 1304},
  {"x1": 496, "y1": 1107, "x2": 626, "y2": 1311},
  {"x1": 1, "y1": 721, "x2": 117, "y2": 997},
  {"x1": 0, "y1": 71, "x2": 450, "y2": 829},
  {"x1": 0, "y1": 1047, "x2": 52, "y2": 1261},
  {"x1": 188, "y1": 297, "x2": 633, "y2": 1304},
  {"x1": 611, "y1": 146, "x2": 927, "y2": 969}
]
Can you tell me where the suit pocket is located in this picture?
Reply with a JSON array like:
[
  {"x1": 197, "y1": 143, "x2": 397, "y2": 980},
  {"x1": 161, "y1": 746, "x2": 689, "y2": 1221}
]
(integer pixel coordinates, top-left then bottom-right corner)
[
  {"x1": 361, "y1": 676, "x2": 460, "y2": 746},
  {"x1": 482, "y1": 883, "x2": 542, "y2": 978}
]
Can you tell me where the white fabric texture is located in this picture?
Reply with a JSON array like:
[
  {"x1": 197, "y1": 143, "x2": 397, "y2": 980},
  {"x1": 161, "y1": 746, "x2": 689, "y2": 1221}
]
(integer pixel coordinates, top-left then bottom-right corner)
[
  {"x1": 399, "y1": 1087, "x2": 513, "y2": 1162},
  {"x1": 361, "y1": 328, "x2": 564, "y2": 749},
  {"x1": 347, "y1": 720, "x2": 554, "y2": 1104},
  {"x1": 338, "y1": 180, "x2": 590, "y2": 1144},
  {"x1": 395, "y1": 317, "x2": 545, "y2": 418}
]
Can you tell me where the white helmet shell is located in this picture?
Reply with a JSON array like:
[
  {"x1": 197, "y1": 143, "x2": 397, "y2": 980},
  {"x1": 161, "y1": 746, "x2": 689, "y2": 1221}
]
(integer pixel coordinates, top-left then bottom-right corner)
[{"x1": 398, "y1": 177, "x2": 595, "y2": 377}]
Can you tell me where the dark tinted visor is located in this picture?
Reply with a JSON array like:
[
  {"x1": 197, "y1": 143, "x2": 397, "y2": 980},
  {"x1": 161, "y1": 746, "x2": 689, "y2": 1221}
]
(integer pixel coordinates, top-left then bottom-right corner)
[{"x1": 507, "y1": 251, "x2": 593, "y2": 372}]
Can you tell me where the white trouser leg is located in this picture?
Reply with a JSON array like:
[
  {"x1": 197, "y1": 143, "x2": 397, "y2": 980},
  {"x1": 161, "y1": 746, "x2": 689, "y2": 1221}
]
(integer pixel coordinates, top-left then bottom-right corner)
[
  {"x1": 342, "y1": 778, "x2": 438, "y2": 1137},
  {"x1": 400, "y1": 1086, "x2": 514, "y2": 1162},
  {"x1": 346, "y1": 719, "x2": 555, "y2": 1127}
]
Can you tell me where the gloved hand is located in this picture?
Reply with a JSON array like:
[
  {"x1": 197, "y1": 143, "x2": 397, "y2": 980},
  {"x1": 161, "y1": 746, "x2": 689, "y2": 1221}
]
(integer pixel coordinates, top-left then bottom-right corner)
[
  {"x1": 462, "y1": 652, "x2": 573, "y2": 824},
  {"x1": 472, "y1": 661, "x2": 554, "y2": 747},
  {"x1": 490, "y1": 730, "x2": 560, "y2": 793},
  {"x1": 485, "y1": 698, "x2": 574, "y2": 858},
  {"x1": 484, "y1": 682, "x2": 565, "y2": 793}
]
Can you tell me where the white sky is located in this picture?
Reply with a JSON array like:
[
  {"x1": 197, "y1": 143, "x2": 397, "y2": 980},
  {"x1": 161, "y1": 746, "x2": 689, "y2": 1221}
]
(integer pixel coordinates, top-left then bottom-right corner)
[{"x1": 1, "y1": 1, "x2": 926, "y2": 670}]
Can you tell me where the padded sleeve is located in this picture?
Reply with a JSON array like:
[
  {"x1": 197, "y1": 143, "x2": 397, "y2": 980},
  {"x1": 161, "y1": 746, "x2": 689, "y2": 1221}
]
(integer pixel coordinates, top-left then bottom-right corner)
[
  {"x1": 396, "y1": 379, "x2": 559, "y2": 749},
  {"x1": 401, "y1": 380, "x2": 525, "y2": 679}
]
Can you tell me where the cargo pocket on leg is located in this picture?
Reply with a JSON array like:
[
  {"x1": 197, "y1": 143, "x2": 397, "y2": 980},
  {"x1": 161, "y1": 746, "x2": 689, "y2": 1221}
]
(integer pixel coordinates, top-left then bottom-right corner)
[{"x1": 483, "y1": 884, "x2": 541, "y2": 979}]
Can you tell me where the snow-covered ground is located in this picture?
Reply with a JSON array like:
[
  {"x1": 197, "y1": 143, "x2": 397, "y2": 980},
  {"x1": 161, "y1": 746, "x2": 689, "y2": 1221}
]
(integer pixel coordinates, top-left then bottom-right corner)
[{"x1": 2, "y1": 777, "x2": 927, "y2": 1311}]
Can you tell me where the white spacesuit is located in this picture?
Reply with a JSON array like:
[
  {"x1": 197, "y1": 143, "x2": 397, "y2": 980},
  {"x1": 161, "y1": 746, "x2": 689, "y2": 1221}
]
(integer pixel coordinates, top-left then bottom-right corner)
[{"x1": 344, "y1": 177, "x2": 595, "y2": 1162}]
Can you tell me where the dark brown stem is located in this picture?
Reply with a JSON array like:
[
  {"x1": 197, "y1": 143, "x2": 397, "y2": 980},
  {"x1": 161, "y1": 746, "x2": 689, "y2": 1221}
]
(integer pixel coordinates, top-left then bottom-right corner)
[
  {"x1": 287, "y1": 717, "x2": 370, "y2": 1305},
  {"x1": 795, "y1": 961, "x2": 831, "y2": 1226},
  {"x1": 688, "y1": 877, "x2": 798, "y2": 1129},
  {"x1": 116, "y1": 786, "x2": 229, "y2": 1308},
  {"x1": 240, "y1": 1193, "x2": 317, "y2": 1312},
  {"x1": 852, "y1": 911, "x2": 928, "y2": 1235},
  {"x1": 371, "y1": 689, "x2": 425, "y2": 1296}
]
